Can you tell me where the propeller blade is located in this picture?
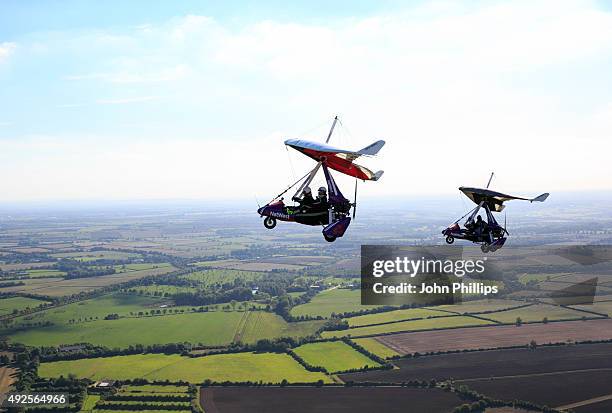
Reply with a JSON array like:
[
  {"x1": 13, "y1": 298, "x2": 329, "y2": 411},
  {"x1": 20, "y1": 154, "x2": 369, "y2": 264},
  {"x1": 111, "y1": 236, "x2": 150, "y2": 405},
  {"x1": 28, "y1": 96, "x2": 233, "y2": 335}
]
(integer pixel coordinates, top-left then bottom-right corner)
[
  {"x1": 353, "y1": 179, "x2": 358, "y2": 219},
  {"x1": 504, "y1": 213, "x2": 510, "y2": 236}
]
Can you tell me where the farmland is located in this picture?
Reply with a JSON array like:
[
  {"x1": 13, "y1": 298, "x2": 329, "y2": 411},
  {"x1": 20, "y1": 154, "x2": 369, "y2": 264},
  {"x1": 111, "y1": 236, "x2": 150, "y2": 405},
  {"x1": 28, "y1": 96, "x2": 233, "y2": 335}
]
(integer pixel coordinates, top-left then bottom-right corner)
[
  {"x1": 339, "y1": 342, "x2": 612, "y2": 383},
  {"x1": 482, "y1": 303, "x2": 597, "y2": 323},
  {"x1": 6, "y1": 309, "x2": 323, "y2": 347},
  {"x1": 39, "y1": 352, "x2": 332, "y2": 383},
  {"x1": 0, "y1": 265, "x2": 177, "y2": 296},
  {"x1": 292, "y1": 341, "x2": 381, "y2": 372},
  {"x1": 0, "y1": 296, "x2": 50, "y2": 315},
  {"x1": 200, "y1": 387, "x2": 464, "y2": 413},
  {"x1": 352, "y1": 338, "x2": 399, "y2": 359},
  {"x1": 371, "y1": 318, "x2": 612, "y2": 355},
  {"x1": 464, "y1": 370, "x2": 612, "y2": 410},
  {"x1": 345, "y1": 307, "x2": 449, "y2": 327},
  {"x1": 290, "y1": 288, "x2": 382, "y2": 318},
  {"x1": 321, "y1": 315, "x2": 493, "y2": 339}
]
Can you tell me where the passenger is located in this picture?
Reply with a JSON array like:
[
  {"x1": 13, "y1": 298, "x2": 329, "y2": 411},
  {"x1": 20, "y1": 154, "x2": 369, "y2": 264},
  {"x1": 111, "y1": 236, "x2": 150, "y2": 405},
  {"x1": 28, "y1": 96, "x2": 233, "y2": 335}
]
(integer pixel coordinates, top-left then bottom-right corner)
[
  {"x1": 313, "y1": 187, "x2": 329, "y2": 211},
  {"x1": 292, "y1": 186, "x2": 315, "y2": 208},
  {"x1": 475, "y1": 215, "x2": 487, "y2": 239}
]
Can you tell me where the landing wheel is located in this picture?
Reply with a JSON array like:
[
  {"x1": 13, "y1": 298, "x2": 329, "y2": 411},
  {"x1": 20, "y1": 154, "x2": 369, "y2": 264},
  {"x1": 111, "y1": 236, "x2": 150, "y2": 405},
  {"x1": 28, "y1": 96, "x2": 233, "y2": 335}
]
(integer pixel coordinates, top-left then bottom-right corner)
[
  {"x1": 263, "y1": 217, "x2": 277, "y2": 229},
  {"x1": 481, "y1": 244, "x2": 490, "y2": 253},
  {"x1": 445, "y1": 236, "x2": 454, "y2": 244},
  {"x1": 323, "y1": 234, "x2": 336, "y2": 243}
]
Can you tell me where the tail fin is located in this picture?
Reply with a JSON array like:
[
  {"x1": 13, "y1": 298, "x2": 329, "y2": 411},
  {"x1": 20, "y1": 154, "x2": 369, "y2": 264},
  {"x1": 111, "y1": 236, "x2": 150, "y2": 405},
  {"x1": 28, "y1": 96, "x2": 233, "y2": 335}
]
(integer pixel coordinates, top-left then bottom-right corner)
[
  {"x1": 358, "y1": 140, "x2": 385, "y2": 156},
  {"x1": 530, "y1": 193, "x2": 550, "y2": 202},
  {"x1": 372, "y1": 170, "x2": 384, "y2": 181}
]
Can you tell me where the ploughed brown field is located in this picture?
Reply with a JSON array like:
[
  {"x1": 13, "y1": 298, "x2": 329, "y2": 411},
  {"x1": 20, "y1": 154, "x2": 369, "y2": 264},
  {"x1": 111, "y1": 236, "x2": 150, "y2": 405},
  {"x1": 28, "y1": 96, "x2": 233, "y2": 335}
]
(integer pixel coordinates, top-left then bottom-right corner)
[
  {"x1": 374, "y1": 318, "x2": 612, "y2": 355},
  {"x1": 339, "y1": 342, "x2": 612, "y2": 383},
  {"x1": 200, "y1": 387, "x2": 463, "y2": 413},
  {"x1": 464, "y1": 370, "x2": 612, "y2": 410}
]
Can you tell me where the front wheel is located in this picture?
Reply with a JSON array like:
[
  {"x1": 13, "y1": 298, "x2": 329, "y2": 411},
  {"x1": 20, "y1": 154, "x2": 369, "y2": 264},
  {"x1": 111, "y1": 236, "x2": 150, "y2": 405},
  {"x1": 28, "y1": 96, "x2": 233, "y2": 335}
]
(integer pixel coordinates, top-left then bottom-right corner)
[
  {"x1": 481, "y1": 244, "x2": 490, "y2": 253},
  {"x1": 323, "y1": 234, "x2": 336, "y2": 242},
  {"x1": 263, "y1": 216, "x2": 277, "y2": 229},
  {"x1": 445, "y1": 236, "x2": 454, "y2": 244}
]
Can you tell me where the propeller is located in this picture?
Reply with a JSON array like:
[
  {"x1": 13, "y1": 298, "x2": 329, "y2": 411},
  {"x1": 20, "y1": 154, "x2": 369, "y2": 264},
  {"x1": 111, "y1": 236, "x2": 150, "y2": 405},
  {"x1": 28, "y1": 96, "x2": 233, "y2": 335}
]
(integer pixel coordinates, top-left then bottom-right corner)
[
  {"x1": 504, "y1": 212, "x2": 510, "y2": 236},
  {"x1": 352, "y1": 178, "x2": 358, "y2": 219}
]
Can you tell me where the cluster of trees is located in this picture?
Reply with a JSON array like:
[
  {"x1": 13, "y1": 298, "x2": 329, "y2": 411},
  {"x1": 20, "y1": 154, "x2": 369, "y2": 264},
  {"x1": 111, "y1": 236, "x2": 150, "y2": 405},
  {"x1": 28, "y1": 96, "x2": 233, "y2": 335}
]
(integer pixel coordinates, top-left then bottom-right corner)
[
  {"x1": 94, "y1": 402, "x2": 189, "y2": 411},
  {"x1": 38, "y1": 342, "x2": 194, "y2": 362},
  {"x1": 56, "y1": 260, "x2": 116, "y2": 279},
  {"x1": 452, "y1": 384, "x2": 563, "y2": 413}
]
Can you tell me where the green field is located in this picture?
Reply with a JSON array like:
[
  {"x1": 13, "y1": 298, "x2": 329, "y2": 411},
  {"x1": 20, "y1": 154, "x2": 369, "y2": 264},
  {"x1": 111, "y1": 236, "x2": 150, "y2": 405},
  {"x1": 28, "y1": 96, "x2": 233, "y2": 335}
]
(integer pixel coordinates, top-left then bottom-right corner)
[
  {"x1": 433, "y1": 298, "x2": 526, "y2": 314},
  {"x1": 0, "y1": 296, "x2": 50, "y2": 315},
  {"x1": 321, "y1": 315, "x2": 493, "y2": 339},
  {"x1": 484, "y1": 304, "x2": 597, "y2": 323},
  {"x1": 181, "y1": 269, "x2": 261, "y2": 287},
  {"x1": 293, "y1": 341, "x2": 380, "y2": 373},
  {"x1": 39, "y1": 352, "x2": 331, "y2": 383},
  {"x1": 120, "y1": 385, "x2": 189, "y2": 393},
  {"x1": 291, "y1": 289, "x2": 383, "y2": 318},
  {"x1": 15, "y1": 269, "x2": 67, "y2": 278},
  {"x1": 7, "y1": 309, "x2": 323, "y2": 348},
  {"x1": 352, "y1": 338, "x2": 399, "y2": 359},
  {"x1": 9, "y1": 293, "x2": 167, "y2": 324},
  {"x1": 346, "y1": 308, "x2": 448, "y2": 327},
  {"x1": 51, "y1": 250, "x2": 141, "y2": 262},
  {"x1": 80, "y1": 395, "x2": 100, "y2": 412}
]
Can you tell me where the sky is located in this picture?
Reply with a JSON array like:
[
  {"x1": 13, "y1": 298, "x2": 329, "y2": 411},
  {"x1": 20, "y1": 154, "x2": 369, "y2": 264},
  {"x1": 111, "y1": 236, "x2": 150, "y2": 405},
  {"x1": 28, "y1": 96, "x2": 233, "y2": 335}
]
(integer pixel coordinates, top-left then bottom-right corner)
[{"x1": 1, "y1": 0, "x2": 611, "y2": 203}]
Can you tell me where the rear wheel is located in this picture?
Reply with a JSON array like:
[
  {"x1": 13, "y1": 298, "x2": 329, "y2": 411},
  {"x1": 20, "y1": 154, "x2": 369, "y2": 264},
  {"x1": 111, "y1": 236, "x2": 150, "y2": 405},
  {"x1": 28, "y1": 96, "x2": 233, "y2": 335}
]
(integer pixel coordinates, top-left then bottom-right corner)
[
  {"x1": 481, "y1": 244, "x2": 490, "y2": 253},
  {"x1": 263, "y1": 217, "x2": 277, "y2": 229},
  {"x1": 445, "y1": 236, "x2": 454, "y2": 244},
  {"x1": 323, "y1": 234, "x2": 336, "y2": 242}
]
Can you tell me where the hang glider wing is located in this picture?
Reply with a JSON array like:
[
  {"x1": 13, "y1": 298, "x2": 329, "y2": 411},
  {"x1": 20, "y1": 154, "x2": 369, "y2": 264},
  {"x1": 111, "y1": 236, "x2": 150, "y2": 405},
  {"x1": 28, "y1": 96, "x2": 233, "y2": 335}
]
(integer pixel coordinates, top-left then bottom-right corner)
[
  {"x1": 460, "y1": 187, "x2": 549, "y2": 212},
  {"x1": 285, "y1": 139, "x2": 385, "y2": 181}
]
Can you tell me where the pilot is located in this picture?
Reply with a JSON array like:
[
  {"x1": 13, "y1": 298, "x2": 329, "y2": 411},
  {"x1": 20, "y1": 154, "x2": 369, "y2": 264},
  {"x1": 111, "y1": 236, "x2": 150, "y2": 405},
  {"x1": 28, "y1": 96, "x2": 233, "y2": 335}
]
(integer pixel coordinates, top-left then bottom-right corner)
[
  {"x1": 292, "y1": 187, "x2": 315, "y2": 209},
  {"x1": 475, "y1": 215, "x2": 488, "y2": 238},
  {"x1": 313, "y1": 187, "x2": 329, "y2": 211}
]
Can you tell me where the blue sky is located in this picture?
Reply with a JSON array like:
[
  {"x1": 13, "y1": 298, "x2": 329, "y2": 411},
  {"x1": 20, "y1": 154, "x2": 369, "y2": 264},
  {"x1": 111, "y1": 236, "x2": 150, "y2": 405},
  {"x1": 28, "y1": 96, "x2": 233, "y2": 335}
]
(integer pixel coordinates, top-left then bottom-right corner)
[{"x1": 1, "y1": 0, "x2": 612, "y2": 202}]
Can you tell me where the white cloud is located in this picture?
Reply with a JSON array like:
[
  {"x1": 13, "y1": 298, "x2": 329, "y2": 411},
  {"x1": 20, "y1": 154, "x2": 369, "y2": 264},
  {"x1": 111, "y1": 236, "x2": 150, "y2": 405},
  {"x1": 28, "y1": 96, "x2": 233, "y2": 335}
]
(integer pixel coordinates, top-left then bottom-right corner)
[
  {"x1": 0, "y1": 42, "x2": 16, "y2": 62},
  {"x1": 96, "y1": 95, "x2": 160, "y2": 105}
]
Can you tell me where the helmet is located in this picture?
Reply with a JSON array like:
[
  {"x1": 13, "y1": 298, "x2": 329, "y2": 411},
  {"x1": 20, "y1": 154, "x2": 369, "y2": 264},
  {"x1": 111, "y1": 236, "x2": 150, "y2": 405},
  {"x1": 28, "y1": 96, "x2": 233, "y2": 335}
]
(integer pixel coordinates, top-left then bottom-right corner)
[
  {"x1": 318, "y1": 187, "x2": 327, "y2": 194},
  {"x1": 303, "y1": 187, "x2": 311, "y2": 194}
]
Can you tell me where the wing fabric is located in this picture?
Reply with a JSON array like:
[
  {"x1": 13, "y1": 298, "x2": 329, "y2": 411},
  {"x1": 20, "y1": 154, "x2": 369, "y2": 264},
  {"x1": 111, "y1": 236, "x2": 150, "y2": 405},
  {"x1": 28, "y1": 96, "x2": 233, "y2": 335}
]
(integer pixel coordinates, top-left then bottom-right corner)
[
  {"x1": 285, "y1": 139, "x2": 384, "y2": 181},
  {"x1": 460, "y1": 187, "x2": 547, "y2": 212}
]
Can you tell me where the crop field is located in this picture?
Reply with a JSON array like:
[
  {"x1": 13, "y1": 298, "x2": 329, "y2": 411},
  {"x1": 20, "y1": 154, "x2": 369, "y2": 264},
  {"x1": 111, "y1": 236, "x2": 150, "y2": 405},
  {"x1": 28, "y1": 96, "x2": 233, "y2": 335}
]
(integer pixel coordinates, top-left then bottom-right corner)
[
  {"x1": 464, "y1": 370, "x2": 612, "y2": 410},
  {"x1": 191, "y1": 259, "x2": 304, "y2": 272},
  {"x1": 8, "y1": 293, "x2": 166, "y2": 324},
  {"x1": 483, "y1": 303, "x2": 597, "y2": 323},
  {"x1": 0, "y1": 296, "x2": 50, "y2": 315},
  {"x1": 6, "y1": 309, "x2": 323, "y2": 348},
  {"x1": 236, "y1": 311, "x2": 325, "y2": 344},
  {"x1": 50, "y1": 250, "x2": 141, "y2": 261},
  {"x1": 291, "y1": 289, "x2": 383, "y2": 318},
  {"x1": 0, "y1": 265, "x2": 177, "y2": 296},
  {"x1": 339, "y1": 342, "x2": 612, "y2": 383},
  {"x1": 7, "y1": 310, "x2": 243, "y2": 347},
  {"x1": 0, "y1": 262, "x2": 56, "y2": 272},
  {"x1": 321, "y1": 315, "x2": 493, "y2": 339},
  {"x1": 181, "y1": 269, "x2": 261, "y2": 286},
  {"x1": 352, "y1": 338, "x2": 399, "y2": 359},
  {"x1": 292, "y1": 341, "x2": 381, "y2": 372},
  {"x1": 433, "y1": 298, "x2": 527, "y2": 314},
  {"x1": 9, "y1": 269, "x2": 67, "y2": 278},
  {"x1": 130, "y1": 284, "x2": 197, "y2": 296},
  {"x1": 571, "y1": 299, "x2": 612, "y2": 316},
  {"x1": 372, "y1": 318, "x2": 612, "y2": 355},
  {"x1": 39, "y1": 352, "x2": 331, "y2": 383},
  {"x1": 346, "y1": 308, "x2": 450, "y2": 327},
  {"x1": 200, "y1": 387, "x2": 463, "y2": 413}
]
